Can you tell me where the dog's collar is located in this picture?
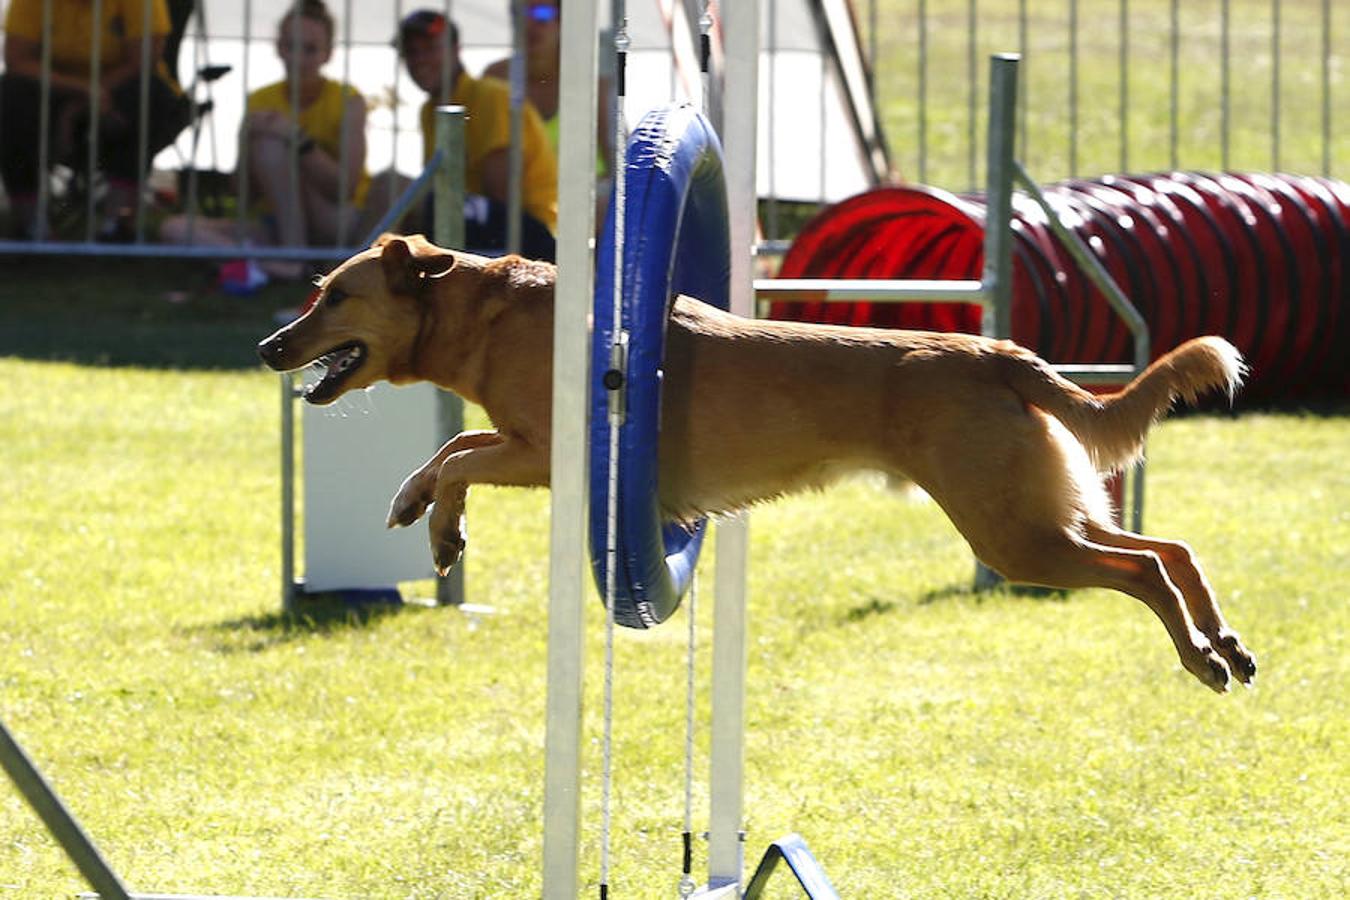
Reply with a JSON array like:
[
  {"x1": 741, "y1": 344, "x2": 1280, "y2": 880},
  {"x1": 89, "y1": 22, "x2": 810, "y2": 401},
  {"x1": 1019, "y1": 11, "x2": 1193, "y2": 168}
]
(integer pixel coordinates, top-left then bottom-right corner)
[{"x1": 406, "y1": 289, "x2": 438, "y2": 382}]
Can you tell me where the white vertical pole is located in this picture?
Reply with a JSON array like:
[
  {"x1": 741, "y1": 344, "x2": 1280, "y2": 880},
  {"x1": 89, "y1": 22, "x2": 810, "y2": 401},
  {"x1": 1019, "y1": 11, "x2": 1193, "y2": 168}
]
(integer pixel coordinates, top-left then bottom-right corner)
[
  {"x1": 435, "y1": 106, "x2": 468, "y2": 607},
  {"x1": 709, "y1": 0, "x2": 759, "y2": 889},
  {"x1": 542, "y1": 0, "x2": 600, "y2": 894}
]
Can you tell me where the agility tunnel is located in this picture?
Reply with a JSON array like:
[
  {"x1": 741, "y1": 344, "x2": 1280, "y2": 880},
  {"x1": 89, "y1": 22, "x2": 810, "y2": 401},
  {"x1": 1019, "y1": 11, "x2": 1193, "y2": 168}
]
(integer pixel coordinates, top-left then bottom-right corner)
[{"x1": 769, "y1": 172, "x2": 1350, "y2": 402}]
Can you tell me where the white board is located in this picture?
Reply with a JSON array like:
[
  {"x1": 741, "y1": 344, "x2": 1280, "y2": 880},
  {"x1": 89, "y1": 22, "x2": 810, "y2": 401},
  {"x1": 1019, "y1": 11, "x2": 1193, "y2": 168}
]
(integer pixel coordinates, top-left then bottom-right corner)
[{"x1": 301, "y1": 382, "x2": 440, "y2": 592}]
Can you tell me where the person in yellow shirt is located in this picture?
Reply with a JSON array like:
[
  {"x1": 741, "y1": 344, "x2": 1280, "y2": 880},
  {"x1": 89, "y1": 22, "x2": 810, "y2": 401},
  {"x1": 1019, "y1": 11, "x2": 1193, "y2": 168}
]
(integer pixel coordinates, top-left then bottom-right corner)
[
  {"x1": 160, "y1": 0, "x2": 368, "y2": 281},
  {"x1": 481, "y1": 0, "x2": 613, "y2": 182},
  {"x1": 386, "y1": 9, "x2": 558, "y2": 261},
  {"x1": 0, "y1": 0, "x2": 190, "y2": 239}
]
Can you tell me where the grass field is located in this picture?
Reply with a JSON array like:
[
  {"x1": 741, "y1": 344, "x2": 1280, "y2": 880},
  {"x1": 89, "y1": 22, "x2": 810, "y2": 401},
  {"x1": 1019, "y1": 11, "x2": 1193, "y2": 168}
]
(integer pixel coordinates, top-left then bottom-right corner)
[{"x1": 0, "y1": 258, "x2": 1346, "y2": 898}]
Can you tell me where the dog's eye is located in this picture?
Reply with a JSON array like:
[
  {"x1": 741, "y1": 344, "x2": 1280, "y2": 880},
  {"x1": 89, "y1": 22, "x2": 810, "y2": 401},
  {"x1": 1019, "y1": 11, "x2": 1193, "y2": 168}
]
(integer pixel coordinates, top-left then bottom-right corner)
[{"x1": 326, "y1": 287, "x2": 349, "y2": 306}]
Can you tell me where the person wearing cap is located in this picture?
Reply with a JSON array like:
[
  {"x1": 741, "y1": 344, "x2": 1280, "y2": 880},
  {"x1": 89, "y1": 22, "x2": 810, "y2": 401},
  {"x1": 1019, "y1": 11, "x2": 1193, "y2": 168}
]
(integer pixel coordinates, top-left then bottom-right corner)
[
  {"x1": 482, "y1": 0, "x2": 613, "y2": 181},
  {"x1": 389, "y1": 8, "x2": 557, "y2": 260}
]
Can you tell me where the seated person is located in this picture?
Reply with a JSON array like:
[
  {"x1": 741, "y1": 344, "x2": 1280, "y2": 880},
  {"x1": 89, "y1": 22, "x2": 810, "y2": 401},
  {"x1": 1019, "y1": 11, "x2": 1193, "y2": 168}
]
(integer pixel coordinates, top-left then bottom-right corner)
[
  {"x1": 0, "y1": 0, "x2": 190, "y2": 239},
  {"x1": 481, "y1": 0, "x2": 613, "y2": 183},
  {"x1": 369, "y1": 9, "x2": 557, "y2": 261},
  {"x1": 160, "y1": 0, "x2": 368, "y2": 280}
]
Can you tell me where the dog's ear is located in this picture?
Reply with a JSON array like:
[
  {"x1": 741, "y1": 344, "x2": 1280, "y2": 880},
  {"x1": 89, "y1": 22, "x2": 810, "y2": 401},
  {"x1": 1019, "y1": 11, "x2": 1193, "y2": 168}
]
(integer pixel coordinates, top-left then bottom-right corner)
[{"x1": 380, "y1": 235, "x2": 457, "y2": 296}]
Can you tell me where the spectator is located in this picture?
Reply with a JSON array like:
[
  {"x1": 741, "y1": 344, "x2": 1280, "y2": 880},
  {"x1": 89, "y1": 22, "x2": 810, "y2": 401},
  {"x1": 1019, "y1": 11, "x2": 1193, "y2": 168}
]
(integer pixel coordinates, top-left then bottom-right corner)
[
  {"x1": 160, "y1": 0, "x2": 368, "y2": 281},
  {"x1": 482, "y1": 0, "x2": 613, "y2": 184},
  {"x1": 373, "y1": 8, "x2": 557, "y2": 261},
  {"x1": 0, "y1": 0, "x2": 191, "y2": 240}
]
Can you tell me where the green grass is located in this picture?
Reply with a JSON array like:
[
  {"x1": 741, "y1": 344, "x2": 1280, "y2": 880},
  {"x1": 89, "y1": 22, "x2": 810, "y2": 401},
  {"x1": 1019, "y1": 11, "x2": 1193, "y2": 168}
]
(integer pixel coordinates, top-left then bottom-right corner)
[{"x1": 0, "y1": 260, "x2": 1347, "y2": 897}]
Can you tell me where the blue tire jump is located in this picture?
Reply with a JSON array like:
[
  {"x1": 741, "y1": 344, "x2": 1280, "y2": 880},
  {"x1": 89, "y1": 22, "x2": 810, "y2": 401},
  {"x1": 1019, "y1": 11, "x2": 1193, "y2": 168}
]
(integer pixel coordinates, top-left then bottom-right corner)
[{"x1": 589, "y1": 103, "x2": 731, "y2": 629}]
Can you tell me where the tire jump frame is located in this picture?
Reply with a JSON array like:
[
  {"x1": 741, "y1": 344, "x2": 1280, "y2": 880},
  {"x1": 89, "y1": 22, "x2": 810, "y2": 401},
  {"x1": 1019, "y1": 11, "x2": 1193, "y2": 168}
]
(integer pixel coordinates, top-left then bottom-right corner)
[
  {"x1": 588, "y1": 103, "x2": 729, "y2": 629},
  {"x1": 583, "y1": 102, "x2": 841, "y2": 898}
]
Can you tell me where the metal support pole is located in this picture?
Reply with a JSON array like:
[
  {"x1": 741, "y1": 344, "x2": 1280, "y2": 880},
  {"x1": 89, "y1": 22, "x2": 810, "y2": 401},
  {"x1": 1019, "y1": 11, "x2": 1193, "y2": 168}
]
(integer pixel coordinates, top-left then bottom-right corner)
[
  {"x1": 433, "y1": 107, "x2": 467, "y2": 250},
  {"x1": 982, "y1": 55, "x2": 1019, "y2": 342},
  {"x1": 542, "y1": 0, "x2": 600, "y2": 890},
  {"x1": 507, "y1": 0, "x2": 527, "y2": 255},
  {"x1": 134, "y1": 0, "x2": 155, "y2": 243},
  {"x1": 706, "y1": 0, "x2": 759, "y2": 890},
  {"x1": 974, "y1": 53, "x2": 1020, "y2": 591},
  {"x1": 434, "y1": 106, "x2": 468, "y2": 607},
  {"x1": 281, "y1": 372, "x2": 297, "y2": 614},
  {"x1": 35, "y1": 0, "x2": 55, "y2": 240},
  {"x1": 85, "y1": 0, "x2": 106, "y2": 243}
]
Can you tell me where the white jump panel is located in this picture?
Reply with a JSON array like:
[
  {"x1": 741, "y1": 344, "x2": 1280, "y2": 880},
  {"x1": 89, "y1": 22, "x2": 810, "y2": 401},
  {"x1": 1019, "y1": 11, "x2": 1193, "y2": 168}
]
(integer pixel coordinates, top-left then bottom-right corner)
[{"x1": 301, "y1": 383, "x2": 440, "y2": 592}]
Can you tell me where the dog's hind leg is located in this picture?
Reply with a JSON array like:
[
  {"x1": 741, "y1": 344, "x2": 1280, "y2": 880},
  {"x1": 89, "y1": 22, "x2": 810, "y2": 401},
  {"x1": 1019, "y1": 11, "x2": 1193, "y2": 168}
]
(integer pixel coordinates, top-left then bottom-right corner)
[
  {"x1": 426, "y1": 438, "x2": 550, "y2": 574},
  {"x1": 914, "y1": 406, "x2": 1231, "y2": 691},
  {"x1": 1083, "y1": 523, "x2": 1256, "y2": 685},
  {"x1": 388, "y1": 430, "x2": 503, "y2": 529},
  {"x1": 975, "y1": 526, "x2": 1235, "y2": 693}
]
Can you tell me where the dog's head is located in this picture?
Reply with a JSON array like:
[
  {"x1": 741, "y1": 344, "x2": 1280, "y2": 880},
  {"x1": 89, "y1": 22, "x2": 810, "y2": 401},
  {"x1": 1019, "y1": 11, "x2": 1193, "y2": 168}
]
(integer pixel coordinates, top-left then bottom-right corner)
[{"x1": 257, "y1": 234, "x2": 472, "y2": 404}]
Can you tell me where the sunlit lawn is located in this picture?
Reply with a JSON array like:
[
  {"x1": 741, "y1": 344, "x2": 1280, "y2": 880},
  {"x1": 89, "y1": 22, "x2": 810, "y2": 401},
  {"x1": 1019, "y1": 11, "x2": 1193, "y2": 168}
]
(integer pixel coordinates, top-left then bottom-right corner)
[{"x1": 0, "y1": 346, "x2": 1344, "y2": 897}]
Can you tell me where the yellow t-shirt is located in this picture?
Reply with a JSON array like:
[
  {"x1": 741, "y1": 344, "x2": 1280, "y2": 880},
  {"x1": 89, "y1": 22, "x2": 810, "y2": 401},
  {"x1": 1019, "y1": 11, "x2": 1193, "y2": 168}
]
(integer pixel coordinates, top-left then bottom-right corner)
[
  {"x1": 541, "y1": 111, "x2": 609, "y2": 178},
  {"x1": 247, "y1": 78, "x2": 371, "y2": 209},
  {"x1": 420, "y1": 72, "x2": 558, "y2": 232},
  {"x1": 4, "y1": 0, "x2": 171, "y2": 74}
]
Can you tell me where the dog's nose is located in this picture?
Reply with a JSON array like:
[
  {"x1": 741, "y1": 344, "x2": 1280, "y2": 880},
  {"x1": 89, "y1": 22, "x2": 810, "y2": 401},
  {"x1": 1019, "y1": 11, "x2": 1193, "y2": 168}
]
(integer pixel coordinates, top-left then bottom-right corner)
[{"x1": 257, "y1": 333, "x2": 285, "y2": 369}]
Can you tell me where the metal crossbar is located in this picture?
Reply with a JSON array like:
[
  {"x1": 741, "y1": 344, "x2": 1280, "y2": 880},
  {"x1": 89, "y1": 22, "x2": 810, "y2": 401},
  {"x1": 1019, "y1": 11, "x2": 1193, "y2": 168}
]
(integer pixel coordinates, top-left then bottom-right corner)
[
  {"x1": 752, "y1": 53, "x2": 1150, "y2": 550},
  {"x1": 0, "y1": 719, "x2": 131, "y2": 900}
]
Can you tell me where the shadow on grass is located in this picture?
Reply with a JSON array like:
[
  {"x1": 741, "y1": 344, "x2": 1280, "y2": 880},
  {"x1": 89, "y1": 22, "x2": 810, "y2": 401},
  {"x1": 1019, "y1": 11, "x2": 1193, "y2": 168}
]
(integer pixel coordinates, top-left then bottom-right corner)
[
  {"x1": 841, "y1": 597, "x2": 900, "y2": 622},
  {"x1": 195, "y1": 594, "x2": 414, "y2": 654},
  {"x1": 917, "y1": 581, "x2": 1071, "y2": 606},
  {"x1": 838, "y1": 581, "x2": 1073, "y2": 624},
  {"x1": 0, "y1": 255, "x2": 314, "y2": 371}
]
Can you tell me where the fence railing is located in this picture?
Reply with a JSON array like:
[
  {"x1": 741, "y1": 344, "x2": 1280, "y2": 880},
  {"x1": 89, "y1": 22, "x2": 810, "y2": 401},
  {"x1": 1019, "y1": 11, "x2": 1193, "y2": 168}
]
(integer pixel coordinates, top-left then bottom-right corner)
[
  {"x1": 1, "y1": 0, "x2": 1343, "y2": 259},
  {"x1": 867, "y1": 0, "x2": 1344, "y2": 193}
]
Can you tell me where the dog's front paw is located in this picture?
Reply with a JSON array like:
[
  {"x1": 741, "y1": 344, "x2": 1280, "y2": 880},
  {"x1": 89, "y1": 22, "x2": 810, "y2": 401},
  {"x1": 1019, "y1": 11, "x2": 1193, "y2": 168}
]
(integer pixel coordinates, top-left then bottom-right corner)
[
  {"x1": 387, "y1": 474, "x2": 434, "y2": 528},
  {"x1": 428, "y1": 500, "x2": 467, "y2": 574},
  {"x1": 432, "y1": 530, "x2": 466, "y2": 575}
]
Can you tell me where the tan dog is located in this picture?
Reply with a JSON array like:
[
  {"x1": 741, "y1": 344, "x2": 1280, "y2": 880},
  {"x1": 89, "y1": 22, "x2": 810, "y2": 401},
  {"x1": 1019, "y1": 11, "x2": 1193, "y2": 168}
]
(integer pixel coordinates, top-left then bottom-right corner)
[{"x1": 258, "y1": 235, "x2": 1256, "y2": 693}]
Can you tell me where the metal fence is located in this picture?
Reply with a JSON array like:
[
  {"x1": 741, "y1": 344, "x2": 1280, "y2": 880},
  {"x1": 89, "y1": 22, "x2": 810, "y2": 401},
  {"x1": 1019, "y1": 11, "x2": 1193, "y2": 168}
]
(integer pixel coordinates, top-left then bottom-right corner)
[
  {"x1": 1, "y1": 0, "x2": 1345, "y2": 259},
  {"x1": 0, "y1": 0, "x2": 468, "y2": 261},
  {"x1": 868, "y1": 0, "x2": 1346, "y2": 192}
]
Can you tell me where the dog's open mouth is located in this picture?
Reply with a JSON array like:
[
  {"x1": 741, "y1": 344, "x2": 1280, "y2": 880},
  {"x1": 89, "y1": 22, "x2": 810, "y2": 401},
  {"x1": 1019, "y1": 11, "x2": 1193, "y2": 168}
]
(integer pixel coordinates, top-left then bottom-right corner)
[{"x1": 304, "y1": 341, "x2": 366, "y2": 403}]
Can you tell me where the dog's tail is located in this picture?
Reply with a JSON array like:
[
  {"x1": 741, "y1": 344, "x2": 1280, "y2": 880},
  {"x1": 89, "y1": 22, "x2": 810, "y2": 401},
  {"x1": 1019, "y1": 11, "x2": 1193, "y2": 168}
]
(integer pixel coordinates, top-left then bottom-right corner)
[{"x1": 1000, "y1": 336, "x2": 1246, "y2": 472}]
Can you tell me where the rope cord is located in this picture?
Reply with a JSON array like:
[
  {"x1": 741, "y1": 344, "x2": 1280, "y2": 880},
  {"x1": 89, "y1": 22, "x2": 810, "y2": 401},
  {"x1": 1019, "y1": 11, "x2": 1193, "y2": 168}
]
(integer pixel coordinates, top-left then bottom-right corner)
[
  {"x1": 600, "y1": 17, "x2": 631, "y2": 899},
  {"x1": 679, "y1": 14, "x2": 714, "y2": 897},
  {"x1": 699, "y1": 7, "x2": 713, "y2": 114},
  {"x1": 677, "y1": 573, "x2": 698, "y2": 899}
]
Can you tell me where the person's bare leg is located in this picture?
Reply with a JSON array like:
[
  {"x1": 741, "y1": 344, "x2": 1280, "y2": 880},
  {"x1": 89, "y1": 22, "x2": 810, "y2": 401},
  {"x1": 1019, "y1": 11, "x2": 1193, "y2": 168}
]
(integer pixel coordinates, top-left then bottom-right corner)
[{"x1": 246, "y1": 131, "x2": 308, "y2": 278}]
